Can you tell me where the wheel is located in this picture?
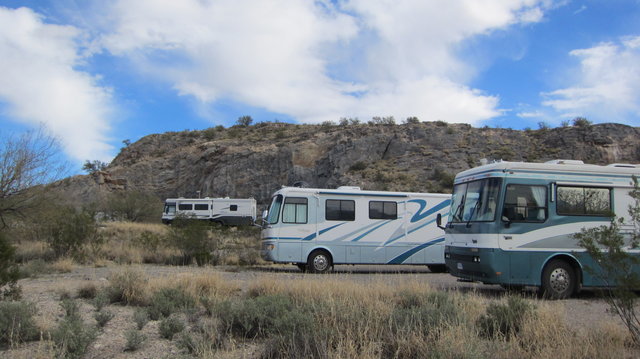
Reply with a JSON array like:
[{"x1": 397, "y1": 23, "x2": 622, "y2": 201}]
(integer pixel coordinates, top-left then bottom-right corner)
[
  {"x1": 540, "y1": 259, "x2": 576, "y2": 299},
  {"x1": 296, "y1": 263, "x2": 307, "y2": 272},
  {"x1": 307, "y1": 250, "x2": 332, "y2": 274},
  {"x1": 427, "y1": 264, "x2": 448, "y2": 273}
]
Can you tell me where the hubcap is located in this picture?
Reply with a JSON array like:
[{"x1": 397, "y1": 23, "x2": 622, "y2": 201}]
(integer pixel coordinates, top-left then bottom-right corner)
[
  {"x1": 313, "y1": 255, "x2": 328, "y2": 271},
  {"x1": 549, "y1": 267, "x2": 570, "y2": 293}
]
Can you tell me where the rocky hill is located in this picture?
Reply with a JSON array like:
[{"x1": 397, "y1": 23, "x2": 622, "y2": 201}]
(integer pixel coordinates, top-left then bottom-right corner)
[{"x1": 55, "y1": 121, "x2": 640, "y2": 206}]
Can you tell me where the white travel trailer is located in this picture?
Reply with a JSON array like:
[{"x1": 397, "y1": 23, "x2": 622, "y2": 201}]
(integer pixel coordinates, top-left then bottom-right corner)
[
  {"x1": 441, "y1": 160, "x2": 640, "y2": 299},
  {"x1": 162, "y1": 197, "x2": 257, "y2": 225},
  {"x1": 260, "y1": 186, "x2": 451, "y2": 273}
]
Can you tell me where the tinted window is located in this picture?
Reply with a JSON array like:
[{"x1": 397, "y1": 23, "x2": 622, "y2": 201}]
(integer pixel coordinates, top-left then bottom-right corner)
[
  {"x1": 369, "y1": 201, "x2": 397, "y2": 220},
  {"x1": 283, "y1": 197, "x2": 308, "y2": 224},
  {"x1": 503, "y1": 184, "x2": 547, "y2": 222},
  {"x1": 194, "y1": 204, "x2": 208, "y2": 211},
  {"x1": 326, "y1": 199, "x2": 355, "y2": 221},
  {"x1": 557, "y1": 186, "x2": 611, "y2": 216},
  {"x1": 230, "y1": 205, "x2": 238, "y2": 211},
  {"x1": 178, "y1": 204, "x2": 193, "y2": 211}
]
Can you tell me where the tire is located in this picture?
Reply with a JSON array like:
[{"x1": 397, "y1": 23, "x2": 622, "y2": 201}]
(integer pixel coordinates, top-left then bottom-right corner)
[
  {"x1": 307, "y1": 250, "x2": 332, "y2": 274},
  {"x1": 296, "y1": 263, "x2": 307, "y2": 272},
  {"x1": 540, "y1": 259, "x2": 576, "y2": 299},
  {"x1": 427, "y1": 264, "x2": 448, "y2": 273}
]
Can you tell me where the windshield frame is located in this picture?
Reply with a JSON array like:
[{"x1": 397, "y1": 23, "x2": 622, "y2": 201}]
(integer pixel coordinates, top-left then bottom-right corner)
[
  {"x1": 449, "y1": 178, "x2": 502, "y2": 224},
  {"x1": 266, "y1": 194, "x2": 284, "y2": 225}
]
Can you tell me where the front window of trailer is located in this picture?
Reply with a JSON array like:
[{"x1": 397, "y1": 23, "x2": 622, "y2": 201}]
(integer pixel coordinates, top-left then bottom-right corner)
[
  {"x1": 449, "y1": 178, "x2": 501, "y2": 223},
  {"x1": 164, "y1": 203, "x2": 176, "y2": 214},
  {"x1": 267, "y1": 195, "x2": 283, "y2": 224}
]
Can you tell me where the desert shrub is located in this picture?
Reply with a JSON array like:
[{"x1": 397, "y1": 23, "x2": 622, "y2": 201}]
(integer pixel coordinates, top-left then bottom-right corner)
[
  {"x1": 101, "y1": 190, "x2": 162, "y2": 223},
  {"x1": 92, "y1": 290, "x2": 110, "y2": 311},
  {"x1": 147, "y1": 287, "x2": 197, "y2": 320},
  {"x1": 52, "y1": 299, "x2": 97, "y2": 359},
  {"x1": 124, "y1": 329, "x2": 146, "y2": 351},
  {"x1": 94, "y1": 309, "x2": 114, "y2": 327},
  {"x1": 169, "y1": 218, "x2": 217, "y2": 266},
  {"x1": 106, "y1": 268, "x2": 148, "y2": 305},
  {"x1": 0, "y1": 301, "x2": 39, "y2": 348},
  {"x1": 133, "y1": 308, "x2": 150, "y2": 330},
  {"x1": 46, "y1": 207, "x2": 100, "y2": 259},
  {"x1": 0, "y1": 232, "x2": 20, "y2": 299},
  {"x1": 477, "y1": 296, "x2": 535, "y2": 339},
  {"x1": 406, "y1": 116, "x2": 420, "y2": 124},
  {"x1": 159, "y1": 314, "x2": 185, "y2": 340},
  {"x1": 572, "y1": 117, "x2": 592, "y2": 127},
  {"x1": 77, "y1": 283, "x2": 98, "y2": 299},
  {"x1": 349, "y1": 161, "x2": 367, "y2": 172},
  {"x1": 217, "y1": 294, "x2": 314, "y2": 339},
  {"x1": 177, "y1": 317, "x2": 225, "y2": 355}
]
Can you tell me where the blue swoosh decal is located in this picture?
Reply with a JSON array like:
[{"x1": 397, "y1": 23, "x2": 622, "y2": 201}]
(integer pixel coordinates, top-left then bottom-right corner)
[
  {"x1": 386, "y1": 238, "x2": 445, "y2": 264},
  {"x1": 409, "y1": 199, "x2": 451, "y2": 223}
]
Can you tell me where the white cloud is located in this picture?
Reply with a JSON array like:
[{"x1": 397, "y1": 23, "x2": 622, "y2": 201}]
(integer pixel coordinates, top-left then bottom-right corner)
[
  {"x1": 542, "y1": 37, "x2": 640, "y2": 124},
  {"x1": 97, "y1": 0, "x2": 551, "y2": 125},
  {"x1": 0, "y1": 7, "x2": 114, "y2": 162}
]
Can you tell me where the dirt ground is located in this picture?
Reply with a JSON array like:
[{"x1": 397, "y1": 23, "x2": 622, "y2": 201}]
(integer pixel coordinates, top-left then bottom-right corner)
[{"x1": 1, "y1": 264, "x2": 624, "y2": 359}]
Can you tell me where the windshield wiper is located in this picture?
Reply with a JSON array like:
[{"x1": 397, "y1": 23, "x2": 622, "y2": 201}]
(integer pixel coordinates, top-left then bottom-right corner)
[{"x1": 466, "y1": 198, "x2": 482, "y2": 228}]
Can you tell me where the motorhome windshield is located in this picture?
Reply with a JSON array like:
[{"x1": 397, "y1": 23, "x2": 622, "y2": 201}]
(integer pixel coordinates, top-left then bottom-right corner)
[
  {"x1": 449, "y1": 178, "x2": 501, "y2": 223},
  {"x1": 164, "y1": 203, "x2": 176, "y2": 215},
  {"x1": 267, "y1": 195, "x2": 283, "y2": 224}
]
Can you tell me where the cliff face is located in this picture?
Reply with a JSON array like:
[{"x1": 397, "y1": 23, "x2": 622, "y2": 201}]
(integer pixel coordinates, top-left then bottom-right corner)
[{"x1": 57, "y1": 122, "x2": 640, "y2": 205}]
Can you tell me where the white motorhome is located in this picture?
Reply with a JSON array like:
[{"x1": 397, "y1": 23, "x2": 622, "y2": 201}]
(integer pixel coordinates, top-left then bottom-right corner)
[
  {"x1": 441, "y1": 160, "x2": 640, "y2": 299},
  {"x1": 260, "y1": 186, "x2": 451, "y2": 273},
  {"x1": 162, "y1": 197, "x2": 256, "y2": 225}
]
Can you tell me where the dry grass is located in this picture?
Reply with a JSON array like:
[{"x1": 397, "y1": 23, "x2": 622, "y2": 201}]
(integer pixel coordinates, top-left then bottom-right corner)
[{"x1": 50, "y1": 257, "x2": 75, "y2": 273}]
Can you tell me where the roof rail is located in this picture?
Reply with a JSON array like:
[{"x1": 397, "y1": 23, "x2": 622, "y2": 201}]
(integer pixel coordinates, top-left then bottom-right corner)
[
  {"x1": 337, "y1": 186, "x2": 361, "y2": 190},
  {"x1": 544, "y1": 159, "x2": 584, "y2": 165}
]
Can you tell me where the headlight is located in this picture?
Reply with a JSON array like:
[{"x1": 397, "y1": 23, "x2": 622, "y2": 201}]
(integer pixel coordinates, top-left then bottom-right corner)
[{"x1": 264, "y1": 244, "x2": 275, "y2": 251}]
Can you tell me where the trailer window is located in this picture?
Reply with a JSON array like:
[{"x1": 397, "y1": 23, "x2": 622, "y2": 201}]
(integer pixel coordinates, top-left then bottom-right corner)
[
  {"x1": 194, "y1": 204, "x2": 208, "y2": 211},
  {"x1": 326, "y1": 200, "x2": 355, "y2": 221},
  {"x1": 503, "y1": 185, "x2": 547, "y2": 222},
  {"x1": 230, "y1": 205, "x2": 238, "y2": 211},
  {"x1": 178, "y1": 204, "x2": 193, "y2": 211},
  {"x1": 369, "y1": 201, "x2": 397, "y2": 220},
  {"x1": 557, "y1": 186, "x2": 611, "y2": 216},
  {"x1": 267, "y1": 195, "x2": 283, "y2": 224},
  {"x1": 283, "y1": 197, "x2": 308, "y2": 224}
]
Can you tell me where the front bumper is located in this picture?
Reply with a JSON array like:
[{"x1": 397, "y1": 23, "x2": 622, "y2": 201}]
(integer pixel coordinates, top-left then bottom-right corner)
[{"x1": 445, "y1": 245, "x2": 506, "y2": 284}]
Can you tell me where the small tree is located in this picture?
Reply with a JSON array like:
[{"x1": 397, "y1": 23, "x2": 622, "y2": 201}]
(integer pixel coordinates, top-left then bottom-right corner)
[
  {"x1": 236, "y1": 116, "x2": 253, "y2": 127},
  {"x1": 82, "y1": 160, "x2": 108, "y2": 174},
  {"x1": 101, "y1": 190, "x2": 162, "y2": 223},
  {"x1": 575, "y1": 176, "x2": 640, "y2": 344},
  {"x1": 572, "y1": 117, "x2": 592, "y2": 128},
  {"x1": 406, "y1": 117, "x2": 420, "y2": 124}
]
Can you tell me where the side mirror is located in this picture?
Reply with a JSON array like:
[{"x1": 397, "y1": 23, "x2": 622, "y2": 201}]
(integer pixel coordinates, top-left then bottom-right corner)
[
  {"x1": 262, "y1": 210, "x2": 268, "y2": 220},
  {"x1": 436, "y1": 213, "x2": 446, "y2": 230}
]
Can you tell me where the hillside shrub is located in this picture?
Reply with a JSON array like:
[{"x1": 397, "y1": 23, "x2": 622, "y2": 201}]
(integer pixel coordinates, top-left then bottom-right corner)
[
  {"x1": 47, "y1": 207, "x2": 101, "y2": 259},
  {"x1": 0, "y1": 301, "x2": 39, "y2": 348},
  {"x1": 133, "y1": 308, "x2": 150, "y2": 330},
  {"x1": 106, "y1": 268, "x2": 148, "y2": 305},
  {"x1": 124, "y1": 329, "x2": 146, "y2": 351}
]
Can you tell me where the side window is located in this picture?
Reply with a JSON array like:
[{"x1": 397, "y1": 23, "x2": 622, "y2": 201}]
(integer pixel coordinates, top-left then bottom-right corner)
[
  {"x1": 326, "y1": 199, "x2": 355, "y2": 221},
  {"x1": 282, "y1": 197, "x2": 308, "y2": 224},
  {"x1": 557, "y1": 186, "x2": 611, "y2": 216},
  {"x1": 369, "y1": 201, "x2": 397, "y2": 220},
  {"x1": 230, "y1": 205, "x2": 238, "y2": 211},
  {"x1": 178, "y1": 204, "x2": 193, "y2": 211},
  {"x1": 194, "y1": 204, "x2": 208, "y2": 211},
  {"x1": 502, "y1": 184, "x2": 547, "y2": 222}
]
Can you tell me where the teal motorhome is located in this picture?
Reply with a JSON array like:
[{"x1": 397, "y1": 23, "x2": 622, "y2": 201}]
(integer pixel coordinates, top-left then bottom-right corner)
[
  {"x1": 261, "y1": 186, "x2": 451, "y2": 273},
  {"x1": 440, "y1": 160, "x2": 640, "y2": 299},
  {"x1": 162, "y1": 197, "x2": 256, "y2": 225}
]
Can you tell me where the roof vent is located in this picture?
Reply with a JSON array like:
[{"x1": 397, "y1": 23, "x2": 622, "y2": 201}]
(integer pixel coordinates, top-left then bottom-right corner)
[
  {"x1": 545, "y1": 159, "x2": 584, "y2": 165},
  {"x1": 337, "y1": 186, "x2": 361, "y2": 191},
  {"x1": 607, "y1": 163, "x2": 639, "y2": 168},
  {"x1": 292, "y1": 181, "x2": 310, "y2": 188}
]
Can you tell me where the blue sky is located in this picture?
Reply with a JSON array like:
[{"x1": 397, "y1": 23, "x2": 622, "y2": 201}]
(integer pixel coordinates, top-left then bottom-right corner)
[{"x1": 0, "y1": 0, "x2": 639, "y2": 170}]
